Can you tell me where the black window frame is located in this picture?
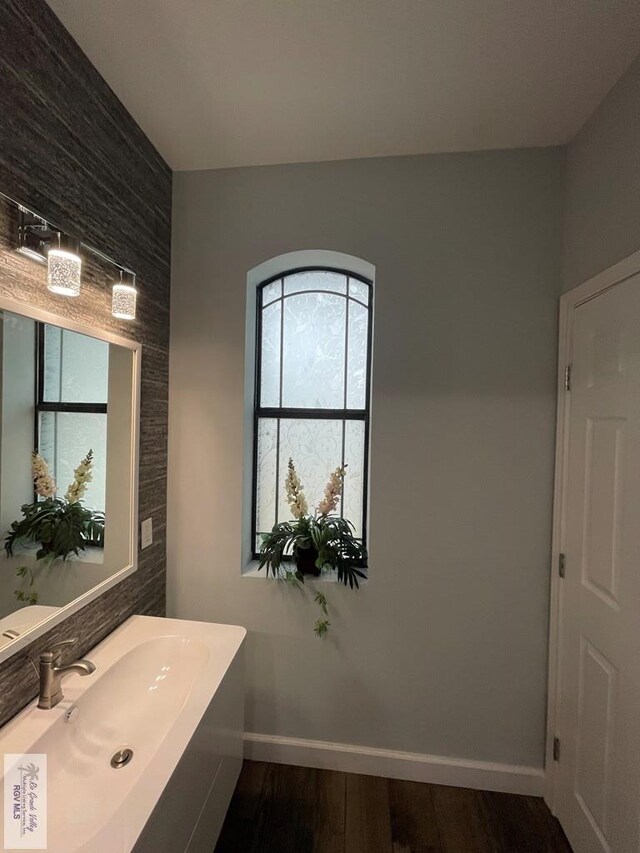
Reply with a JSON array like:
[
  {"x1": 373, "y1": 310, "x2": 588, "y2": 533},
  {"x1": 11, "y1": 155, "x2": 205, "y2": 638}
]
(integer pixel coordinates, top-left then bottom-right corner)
[
  {"x1": 251, "y1": 266, "x2": 373, "y2": 560},
  {"x1": 34, "y1": 322, "x2": 108, "y2": 494}
]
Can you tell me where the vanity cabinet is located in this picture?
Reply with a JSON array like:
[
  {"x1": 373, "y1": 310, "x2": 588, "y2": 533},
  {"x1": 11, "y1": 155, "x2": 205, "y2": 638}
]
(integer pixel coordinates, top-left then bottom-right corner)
[{"x1": 133, "y1": 641, "x2": 245, "y2": 852}]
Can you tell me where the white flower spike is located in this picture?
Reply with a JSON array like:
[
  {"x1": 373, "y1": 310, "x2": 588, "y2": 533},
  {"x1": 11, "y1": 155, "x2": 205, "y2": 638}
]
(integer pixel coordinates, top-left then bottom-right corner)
[
  {"x1": 285, "y1": 457, "x2": 309, "y2": 519},
  {"x1": 32, "y1": 452, "x2": 57, "y2": 498},
  {"x1": 65, "y1": 449, "x2": 94, "y2": 504},
  {"x1": 317, "y1": 464, "x2": 347, "y2": 516}
]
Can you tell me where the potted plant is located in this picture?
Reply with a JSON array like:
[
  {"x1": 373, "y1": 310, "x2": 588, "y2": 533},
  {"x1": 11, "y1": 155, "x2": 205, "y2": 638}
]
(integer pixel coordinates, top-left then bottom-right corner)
[
  {"x1": 258, "y1": 458, "x2": 367, "y2": 635},
  {"x1": 5, "y1": 450, "x2": 105, "y2": 604}
]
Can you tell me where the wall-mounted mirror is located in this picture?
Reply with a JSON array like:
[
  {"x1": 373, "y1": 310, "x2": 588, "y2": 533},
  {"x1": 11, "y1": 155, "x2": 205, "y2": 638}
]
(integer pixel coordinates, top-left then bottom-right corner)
[{"x1": 0, "y1": 295, "x2": 140, "y2": 663}]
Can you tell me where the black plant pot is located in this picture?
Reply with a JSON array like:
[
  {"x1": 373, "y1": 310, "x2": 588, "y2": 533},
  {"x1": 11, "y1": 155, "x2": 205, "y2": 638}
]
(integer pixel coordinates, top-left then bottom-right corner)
[{"x1": 294, "y1": 545, "x2": 321, "y2": 577}]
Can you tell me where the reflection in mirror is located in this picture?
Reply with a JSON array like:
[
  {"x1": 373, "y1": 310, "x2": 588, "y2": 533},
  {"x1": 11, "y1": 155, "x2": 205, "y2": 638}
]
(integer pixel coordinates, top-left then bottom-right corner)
[{"x1": 0, "y1": 307, "x2": 138, "y2": 653}]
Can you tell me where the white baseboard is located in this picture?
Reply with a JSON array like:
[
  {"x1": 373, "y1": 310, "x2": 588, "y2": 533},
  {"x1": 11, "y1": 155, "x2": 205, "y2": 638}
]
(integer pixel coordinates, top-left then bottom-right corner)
[{"x1": 244, "y1": 732, "x2": 545, "y2": 797}]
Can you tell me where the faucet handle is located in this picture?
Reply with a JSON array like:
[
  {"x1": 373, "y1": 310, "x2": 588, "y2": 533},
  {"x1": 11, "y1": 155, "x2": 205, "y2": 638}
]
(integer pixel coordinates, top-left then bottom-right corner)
[{"x1": 40, "y1": 638, "x2": 78, "y2": 663}]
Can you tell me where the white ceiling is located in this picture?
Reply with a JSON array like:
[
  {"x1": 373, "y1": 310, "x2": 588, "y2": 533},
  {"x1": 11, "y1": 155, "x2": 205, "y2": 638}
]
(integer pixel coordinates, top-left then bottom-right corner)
[{"x1": 47, "y1": 0, "x2": 640, "y2": 172}]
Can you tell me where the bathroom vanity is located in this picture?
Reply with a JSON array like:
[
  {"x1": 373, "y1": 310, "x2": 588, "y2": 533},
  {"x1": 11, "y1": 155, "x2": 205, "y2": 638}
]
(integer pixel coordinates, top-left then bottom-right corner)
[{"x1": 0, "y1": 615, "x2": 246, "y2": 852}]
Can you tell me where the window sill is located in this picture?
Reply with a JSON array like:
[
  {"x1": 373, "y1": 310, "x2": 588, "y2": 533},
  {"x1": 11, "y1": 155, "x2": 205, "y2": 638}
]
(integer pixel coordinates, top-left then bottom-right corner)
[
  {"x1": 241, "y1": 561, "x2": 367, "y2": 584},
  {"x1": 4, "y1": 542, "x2": 105, "y2": 565}
]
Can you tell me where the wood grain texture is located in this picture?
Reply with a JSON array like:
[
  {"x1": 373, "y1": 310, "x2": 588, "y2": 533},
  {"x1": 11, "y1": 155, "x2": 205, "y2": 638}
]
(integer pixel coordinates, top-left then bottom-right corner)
[
  {"x1": 429, "y1": 785, "x2": 495, "y2": 853},
  {"x1": 479, "y1": 791, "x2": 571, "y2": 853},
  {"x1": 216, "y1": 762, "x2": 347, "y2": 853},
  {"x1": 388, "y1": 778, "x2": 441, "y2": 853},
  {"x1": 0, "y1": 0, "x2": 170, "y2": 726},
  {"x1": 314, "y1": 767, "x2": 347, "y2": 853},
  {"x1": 215, "y1": 761, "x2": 573, "y2": 853},
  {"x1": 345, "y1": 773, "x2": 393, "y2": 853},
  {"x1": 215, "y1": 761, "x2": 270, "y2": 853}
]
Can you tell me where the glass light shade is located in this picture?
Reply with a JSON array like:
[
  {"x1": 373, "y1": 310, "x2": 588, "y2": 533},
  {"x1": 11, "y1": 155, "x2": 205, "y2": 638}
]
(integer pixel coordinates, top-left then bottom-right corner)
[
  {"x1": 112, "y1": 283, "x2": 137, "y2": 320},
  {"x1": 47, "y1": 248, "x2": 81, "y2": 296}
]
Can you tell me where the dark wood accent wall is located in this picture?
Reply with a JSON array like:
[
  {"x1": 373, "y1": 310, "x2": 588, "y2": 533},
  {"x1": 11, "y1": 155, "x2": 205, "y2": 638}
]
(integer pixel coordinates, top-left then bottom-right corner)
[{"x1": 0, "y1": 0, "x2": 171, "y2": 726}]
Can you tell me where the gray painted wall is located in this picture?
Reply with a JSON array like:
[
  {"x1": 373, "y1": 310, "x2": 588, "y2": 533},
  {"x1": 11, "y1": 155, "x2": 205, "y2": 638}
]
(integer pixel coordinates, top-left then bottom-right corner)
[
  {"x1": 563, "y1": 53, "x2": 640, "y2": 290},
  {"x1": 169, "y1": 148, "x2": 564, "y2": 768}
]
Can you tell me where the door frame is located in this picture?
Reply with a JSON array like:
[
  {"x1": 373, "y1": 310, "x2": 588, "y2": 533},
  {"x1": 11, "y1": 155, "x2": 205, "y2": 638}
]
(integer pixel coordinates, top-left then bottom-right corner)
[{"x1": 545, "y1": 247, "x2": 640, "y2": 812}]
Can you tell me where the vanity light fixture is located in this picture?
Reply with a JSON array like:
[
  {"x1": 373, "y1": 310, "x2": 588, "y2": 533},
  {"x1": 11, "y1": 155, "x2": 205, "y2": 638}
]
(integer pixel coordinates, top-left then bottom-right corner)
[
  {"x1": 11, "y1": 197, "x2": 138, "y2": 314},
  {"x1": 47, "y1": 232, "x2": 82, "y2": 297},
  {"x1": 112, "y1": 270, "x2": 137, "y2": 320}
]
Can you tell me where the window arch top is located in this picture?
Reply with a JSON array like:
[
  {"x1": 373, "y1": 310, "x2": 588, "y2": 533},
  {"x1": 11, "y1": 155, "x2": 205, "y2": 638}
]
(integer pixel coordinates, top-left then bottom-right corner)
[{"x1": 257, "y1": 267, "x2": 372, "y2": 412}]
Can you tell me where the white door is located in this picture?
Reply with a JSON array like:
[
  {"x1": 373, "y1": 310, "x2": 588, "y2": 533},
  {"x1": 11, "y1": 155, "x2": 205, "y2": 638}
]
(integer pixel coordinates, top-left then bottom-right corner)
[{"x1": 556, "y1": 273, "x2": 640, "y2": 852}]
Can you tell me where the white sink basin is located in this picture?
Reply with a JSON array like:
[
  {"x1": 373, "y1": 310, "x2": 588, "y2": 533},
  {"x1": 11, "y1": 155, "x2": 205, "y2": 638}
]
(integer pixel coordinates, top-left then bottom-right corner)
[{"x1": 0, "y1": 615, "x2": 246, "y2": 852}]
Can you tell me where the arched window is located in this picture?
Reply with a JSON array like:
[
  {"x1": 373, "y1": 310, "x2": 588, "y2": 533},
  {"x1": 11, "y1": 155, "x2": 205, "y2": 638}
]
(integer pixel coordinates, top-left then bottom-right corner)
[{"x1": 252, "y1": 267, "x2": 373, "y2": 558}]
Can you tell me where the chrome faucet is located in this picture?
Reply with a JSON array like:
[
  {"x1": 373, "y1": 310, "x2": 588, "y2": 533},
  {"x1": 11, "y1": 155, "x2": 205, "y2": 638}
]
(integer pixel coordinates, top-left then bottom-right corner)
[{"x1": 37, "y1": 638, "x2": 96, "y2": 709}]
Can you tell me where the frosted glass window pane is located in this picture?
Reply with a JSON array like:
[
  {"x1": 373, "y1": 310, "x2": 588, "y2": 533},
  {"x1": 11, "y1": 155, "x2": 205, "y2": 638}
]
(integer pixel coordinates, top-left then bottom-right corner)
[
  {"x1": 43, "y1": 326, "x2": 62, "y2": 402},
  {"x1": 43, "y1": 326, "x2": 109, "y2": 404},
  {"x1": 256, "y1": 418, "x2": 278, "y2": 536},
  {"x1": 262, "y1": 279, "x2": 282, "y2": 306},
  {"x1": 284, "y1": 270, "x2": 347, "y2": 296},
  {"x1": 282, "y1": 293, "x2": 345, "y2": 408},
  {"x1": 259, "y1": 302, "x2": 281, "y2": 407},
  {"x1": 277, "y1": 419, "x2": 343, "y2": 521},
  {"x1": 349, "y1": 279, "x2": 369, "y2": 305},
  {"x1": 343, "y1": 421, "x2": 365, "y2": 537},
  {"x1": 346, "y1": 301, "x2": 368, "y2": 409},
  {"x1": 39, "y1": 412, "x2": 107, "y2": 512}
]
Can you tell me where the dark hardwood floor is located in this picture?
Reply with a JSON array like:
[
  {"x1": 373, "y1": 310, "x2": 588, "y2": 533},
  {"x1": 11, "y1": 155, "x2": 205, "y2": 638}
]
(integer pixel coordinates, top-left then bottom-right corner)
[{"x1": 215, "y1": 761, "x2": 572, "y2": 853}]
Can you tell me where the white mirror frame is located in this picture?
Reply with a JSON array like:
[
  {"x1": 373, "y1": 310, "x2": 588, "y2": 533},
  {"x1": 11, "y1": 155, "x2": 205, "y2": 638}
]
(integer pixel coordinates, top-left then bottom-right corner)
[{"x1": 0, "y1": 293, "x2": 141, "y2": 664}]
